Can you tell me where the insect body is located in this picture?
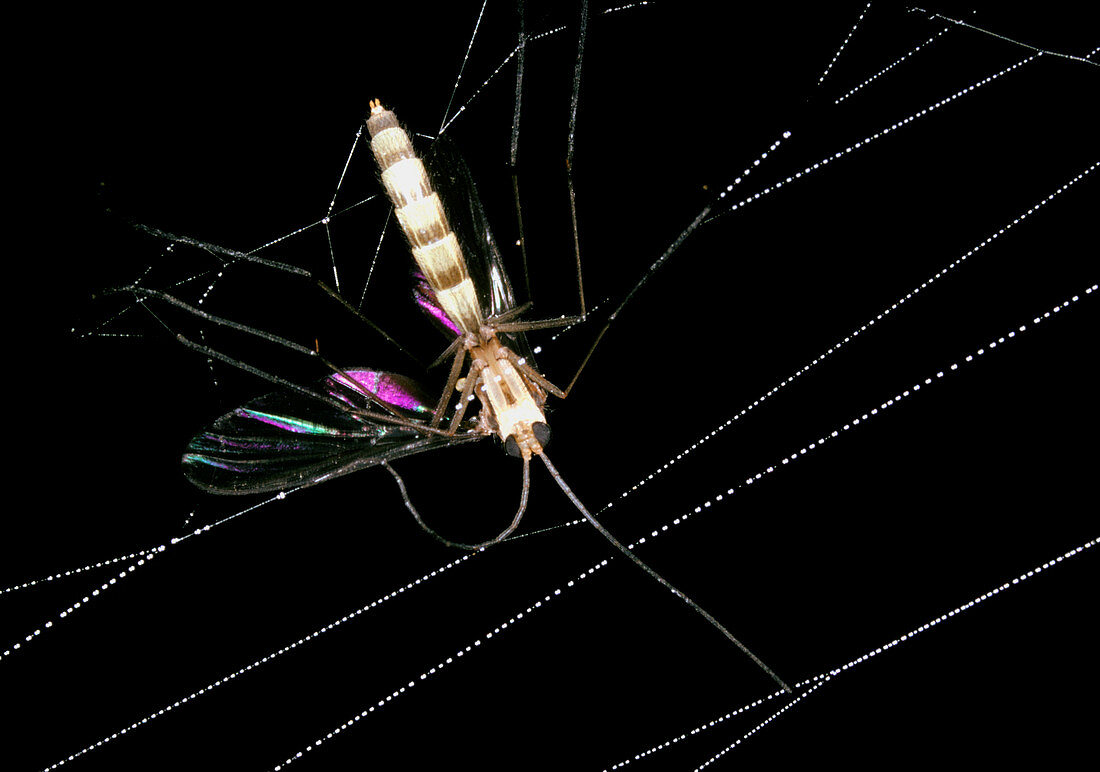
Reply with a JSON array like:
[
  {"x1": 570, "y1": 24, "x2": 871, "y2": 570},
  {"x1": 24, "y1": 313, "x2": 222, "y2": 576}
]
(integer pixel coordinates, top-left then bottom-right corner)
[
  {"x1": 179, "y1": 96, "x2": 790, "y2": 690},
  {"x1": 367, "y1": 99, "x2": 551, "y2": 460},
  {"x1": 181, "y1": 99, "x2": 564, "y2": 548},
  {"x1": 19, "y1": 6, "x2": 1095, "y2": 769}
]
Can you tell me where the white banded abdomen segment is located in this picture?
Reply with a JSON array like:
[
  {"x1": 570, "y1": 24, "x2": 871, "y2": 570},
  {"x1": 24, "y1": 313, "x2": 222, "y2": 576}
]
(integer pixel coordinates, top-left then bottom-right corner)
[
  {"x1": 380, "y1": 157, "x2": 431, "y2": 206},
  {"x1": 367, "y1": 103, "x2": 483, "y2": 334}
]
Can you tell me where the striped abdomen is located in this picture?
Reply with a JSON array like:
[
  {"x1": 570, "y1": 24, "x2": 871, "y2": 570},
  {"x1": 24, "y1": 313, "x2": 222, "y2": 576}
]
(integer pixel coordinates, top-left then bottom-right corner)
[{"x1": 366, "y1": 101, "x2": 483, "y2": 335}]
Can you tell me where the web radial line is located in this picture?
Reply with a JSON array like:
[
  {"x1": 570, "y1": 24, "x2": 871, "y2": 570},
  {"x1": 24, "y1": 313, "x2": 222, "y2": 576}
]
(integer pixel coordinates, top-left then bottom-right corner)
[
  {"x1": 439, "y1": 0, "x2": 489, "y2": 135},
  {"x1": 322, "y1": 125, "x2": 364, "y2": 293},
  {"x1": 911, "y1": 6, "x2": 1100, "y2": 66}
]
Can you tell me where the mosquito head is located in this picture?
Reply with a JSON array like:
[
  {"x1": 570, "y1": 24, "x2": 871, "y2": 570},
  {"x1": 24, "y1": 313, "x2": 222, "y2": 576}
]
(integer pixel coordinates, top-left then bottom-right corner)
[{"x1": 505, "y1": 421, "x2": 551, "y2": 460}]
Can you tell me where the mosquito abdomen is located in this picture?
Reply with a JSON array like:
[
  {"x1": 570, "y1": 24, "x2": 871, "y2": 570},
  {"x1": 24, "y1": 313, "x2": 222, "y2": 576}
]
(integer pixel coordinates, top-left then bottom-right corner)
[{"x1": 366, "y1": 101, "x2": 483, "y2": 334}]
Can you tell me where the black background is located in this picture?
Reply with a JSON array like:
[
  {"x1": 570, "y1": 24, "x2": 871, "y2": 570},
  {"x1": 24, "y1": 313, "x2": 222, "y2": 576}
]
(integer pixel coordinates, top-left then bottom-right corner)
[{"x1": 6, "y1": 2, "x2": 1097, "y2": 770}]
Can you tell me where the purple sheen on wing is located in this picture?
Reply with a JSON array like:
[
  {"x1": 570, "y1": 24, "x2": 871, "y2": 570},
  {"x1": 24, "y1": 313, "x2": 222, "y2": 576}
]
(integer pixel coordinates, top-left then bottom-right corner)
[
  {"x1": 413, "y1": 273, "x2": 462, "y2": 336},
  {"x1": 329, "y1": 369, "x2": 431, "y2": 414}
]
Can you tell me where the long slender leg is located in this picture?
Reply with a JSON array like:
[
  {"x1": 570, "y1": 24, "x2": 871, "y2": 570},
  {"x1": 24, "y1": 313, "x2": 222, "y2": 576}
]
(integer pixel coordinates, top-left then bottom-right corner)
[
  {"x1": 560, "y1": 320, "x2": 608, "y2": 397},
  {"x1": 559, "y1": 205, "x2": 713, "y2": 398},
  {"x1": 539, "y1": 453, "x2": 792, "y2": 694},
  {"x1": 131, "y1": 223, "x2": 421, "y2": 366},
  {"x1": 511, "y1": 177, "x2": 533, "y2": 307},
  {"x1": 494, "y1": 315, "x2": 582, "y2": 334},
  {"x1": 118, "y1": 285, "x2": 320, "y2": 359},
  {"x1": 487, "y1": 301, "x2": 533, "y2": 325},
  {"x1": 172, "y1": 332, "x2": 454, "y2": 438},
  {"x1": 565, "y1": 0, "x2": 590, "y2": 318},
  {"x1": 501, "y1": 347, "x2": 565, "y2": 400},
  {"x1": 509, "y1": 1, "x2": 589, "y2": 316},
  {"x1": 510, "y1": 0, "x2": 534, "y2": 304},
  {"x1": 428, "y1": 334, "x2": 465, "y2": 370},
  {"x1": 499, "y1": 208, "x2": 708, "y2": 403},
  {"x1": 121, "y1": 284, "x2": 428, "y2": 423},
  {"x1": 317, "y1": 276, "x2": 423, "y2": 367},
  {"x1": 431, "y1": 345, "x2": 468, "y2": 428},
  {"x1": 384, "y1": 455, "x2": 531, "y2": 551},
  {"x1": 446, "y1": 363, "x2": 480, "y2": 435}
]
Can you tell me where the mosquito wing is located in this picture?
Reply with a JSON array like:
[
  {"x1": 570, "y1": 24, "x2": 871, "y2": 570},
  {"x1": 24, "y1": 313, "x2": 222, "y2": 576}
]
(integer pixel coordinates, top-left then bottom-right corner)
[
  {"x1": 182, "y1": 369, "x2": 481, "y2": 495},
  {"x1": 421, "y1": 135, "x2": 538, "y2": 364}
]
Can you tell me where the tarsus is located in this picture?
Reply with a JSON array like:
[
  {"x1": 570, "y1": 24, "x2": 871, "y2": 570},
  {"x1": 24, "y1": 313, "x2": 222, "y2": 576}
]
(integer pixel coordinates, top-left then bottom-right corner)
[
  {"x1": 385, "y1": 446, "x2": 791, "y2": 693},
  {"x1": 539, "y1": 453, "x2": 792, "y2": 694}
]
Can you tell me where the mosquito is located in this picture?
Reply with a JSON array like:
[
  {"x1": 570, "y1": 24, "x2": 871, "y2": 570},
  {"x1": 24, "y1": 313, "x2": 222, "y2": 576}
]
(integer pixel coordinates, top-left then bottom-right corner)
[
  {"x1": 173, "y1": 93, "x2": 793, "y2": 693},
  {"x1": 7, "y1": 2, "x2": 1096, "y2": 770}
]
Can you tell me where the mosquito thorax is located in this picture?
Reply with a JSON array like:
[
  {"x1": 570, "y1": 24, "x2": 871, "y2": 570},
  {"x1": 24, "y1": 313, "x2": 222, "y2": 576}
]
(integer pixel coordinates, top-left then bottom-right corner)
[{"x1": 465, "y1": 333, "x2": 548, "y2": 459}]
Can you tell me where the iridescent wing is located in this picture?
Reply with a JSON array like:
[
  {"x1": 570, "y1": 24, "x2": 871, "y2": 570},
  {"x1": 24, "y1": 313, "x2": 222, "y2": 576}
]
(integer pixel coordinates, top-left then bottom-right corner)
[
  {"x1": 413, "y1": 270, "x2": 462, "y2": 337},
  {"x1": 183, "y1": 369, "x2": 481, "y2": 494}
]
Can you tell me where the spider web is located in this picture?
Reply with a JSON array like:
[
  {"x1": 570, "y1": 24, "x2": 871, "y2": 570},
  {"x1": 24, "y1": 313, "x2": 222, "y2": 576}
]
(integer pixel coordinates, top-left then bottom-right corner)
[{"x1": 6, "y1": 2, "x2": 1097, "y2": 769}]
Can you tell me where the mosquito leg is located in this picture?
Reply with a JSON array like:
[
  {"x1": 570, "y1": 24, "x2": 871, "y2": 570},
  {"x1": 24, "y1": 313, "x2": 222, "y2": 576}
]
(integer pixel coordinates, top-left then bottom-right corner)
[
  {"x1": 429, "y1": 334, "x2": 465, "y2": 370},
  {"x1": 446, "y1": 363, "x2": 481, "y2": 435},
  {"x1": 314, "y1": 279, "x2": 424, "y2": 367},
  {"x1": 172, "y1": 332, "x2": 454, "y2": 437},
  {"x1": 133, "y1": 223, "x2": 310, "y2": 277},
  {"x1": 487, "y1": 301, "x2": 533, "y2": 325},
  {"x1": 508, "y1": 0, "x2": 590, "y2": 315},
  {"x1": 558, "y1": 320, "x2": 609, "y2": 398},
  {"x1": 539, "y1": 452, "x2": 793, "y2": 694},
  {"x1": 511, "y1": 176, "x2": 533, "y2": 307},
  {"x1": 511, "y1": 0, "x2": 534, "y2": 305},
  {"x1": 121, "y1": 284, "x2": 424, "y2": 422},
  {"x1": 130, "y1": 223, "x2": 422, "y2": 367},
  {"x1": 431, "y1": 345, "x2": 469, "y2": 429},
  {"x1": 501, "y1": 348, "x2": 566, "y2": 400},
  {"x1": 383, "y1": 454, "x2": 530, "y2": 550},
  {"x1": 496, "y1": 0, "x2": 591, "y2": 353},
  {"x1": 118, "y1": 285, "x2": 320, "y2": 358},
  {"x1": 496, "y1": 326, "x2": 599, "y2": 400},
  {"x1": 494, "y1": 315, "x2": 582, "y2": 334},
  {"x1": 565, "y1": 0, "x2": 590, "y2": 318},
  {"x1": 559, "y1": 205, "x2": 713, "y2": 398}
]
